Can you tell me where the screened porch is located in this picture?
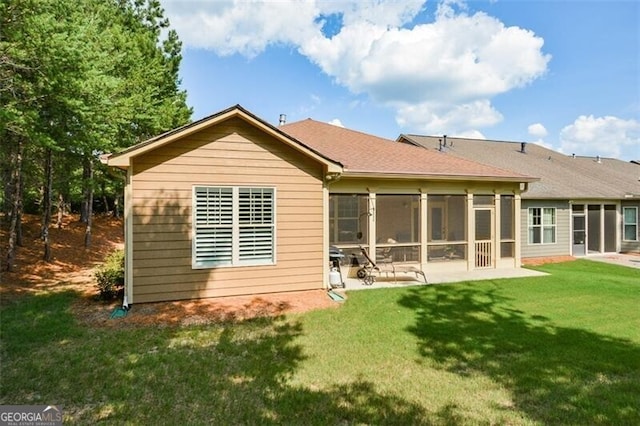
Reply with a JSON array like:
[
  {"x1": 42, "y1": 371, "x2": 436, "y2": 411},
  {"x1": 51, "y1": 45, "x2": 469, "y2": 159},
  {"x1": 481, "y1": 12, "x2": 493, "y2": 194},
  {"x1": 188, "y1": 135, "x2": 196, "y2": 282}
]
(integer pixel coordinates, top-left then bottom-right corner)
[{"x1": 328, "y1": 192, "x2": 519, "y2": 278}]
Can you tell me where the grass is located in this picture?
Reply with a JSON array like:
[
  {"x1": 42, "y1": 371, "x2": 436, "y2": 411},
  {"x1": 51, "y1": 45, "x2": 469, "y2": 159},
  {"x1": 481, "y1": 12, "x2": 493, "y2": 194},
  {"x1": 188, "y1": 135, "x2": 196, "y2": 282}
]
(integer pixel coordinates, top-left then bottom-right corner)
[{"x1": 1, "y1": 260, "x2": 639, "y2": 424}]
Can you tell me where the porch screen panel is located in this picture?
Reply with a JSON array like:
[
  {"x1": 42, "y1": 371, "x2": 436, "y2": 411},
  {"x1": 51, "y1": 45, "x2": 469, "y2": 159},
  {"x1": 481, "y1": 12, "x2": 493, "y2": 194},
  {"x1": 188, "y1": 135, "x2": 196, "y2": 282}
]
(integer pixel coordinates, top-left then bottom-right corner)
[
  {"x1": 588, "y1": 205, "x2": 600, "y2": 253},
  {"x1": 604, "y1": 205, "x2": 616, "y2": 252},
  {"x1": 376, "y1": 195, "x2": 420, "y2": 262},
  {"x1": 500, "y1": 196, "x2": 515, "y2": 258},
  {"x1": 329, "y1": 194, "x2": 369, "y2": 245},
  {"x1": 194, "y1": 187, "x2": 233, "y2": 266},
  {"x1": 427, "y1": 195, "x2": 467, "y2": 261},
  {"x1": 376, "y1": 195, "x2": 419, "y2": 242},
  {"x1": 475, "y1": 210, "x2": 492, "y2": 240}
]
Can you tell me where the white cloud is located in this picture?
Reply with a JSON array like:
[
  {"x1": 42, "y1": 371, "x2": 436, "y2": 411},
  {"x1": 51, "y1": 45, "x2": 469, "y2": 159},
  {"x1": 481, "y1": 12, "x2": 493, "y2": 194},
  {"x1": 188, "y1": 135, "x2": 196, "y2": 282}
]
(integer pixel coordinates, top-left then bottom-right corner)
[
  {"x1": 162, "y1": 0, "x2": 550, "y2": 136},
  {"x1": 530, "y1": 138, "x2": 556, "y2": 151},
  {"x1": 162, "y1": 0, "x2": 320, "y2": 57},
  {"x1": 395, "y1": 99, "x2": 503, "y2": 135},
  {"x1": 328, "y1": 118, "x2": 344, "y2": 127},
  {"x1": 560, "y1": 115, "x2": 640, "y2": 159},
  {"x1": 453, "y1": 129, "x2": 486, "y2": 139},
  {"x1": 528, "y1": 123, "x2": 548, "y2": 138}
]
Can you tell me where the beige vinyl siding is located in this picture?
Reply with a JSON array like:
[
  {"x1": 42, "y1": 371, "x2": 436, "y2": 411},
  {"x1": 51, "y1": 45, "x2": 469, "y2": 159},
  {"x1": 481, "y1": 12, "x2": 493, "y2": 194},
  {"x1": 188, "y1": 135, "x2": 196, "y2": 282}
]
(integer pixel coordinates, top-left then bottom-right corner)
[
  {"x1": 621, "y1": 201, "x2": 640, "y2": 253},
  {"x1": 521, "y1": 200, "x2": 571, "y2": 258},
  {"x1": 130, "y1": 117, "x2": 325, "y2": 303}
]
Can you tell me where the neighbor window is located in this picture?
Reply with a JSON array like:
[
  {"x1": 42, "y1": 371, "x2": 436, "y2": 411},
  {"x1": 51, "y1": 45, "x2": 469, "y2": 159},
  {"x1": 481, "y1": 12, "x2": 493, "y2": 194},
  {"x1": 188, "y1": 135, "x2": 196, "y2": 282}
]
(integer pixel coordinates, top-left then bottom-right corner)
[
  {"x1": 193, "y1": 186, "x2": 275, "y2": 268},
  {"x1": 623, "y1": 207, "x2": 638, "y2": 241},
  {"x1": 528, "y1": 207, "x2": 556, "y2": 244}
]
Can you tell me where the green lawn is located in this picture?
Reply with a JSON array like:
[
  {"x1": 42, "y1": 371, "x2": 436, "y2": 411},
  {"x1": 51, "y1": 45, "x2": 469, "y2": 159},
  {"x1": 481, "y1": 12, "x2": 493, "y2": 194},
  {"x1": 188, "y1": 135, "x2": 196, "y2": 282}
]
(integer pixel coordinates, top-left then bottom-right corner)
[{"x1": 1, "y1": 260, "x2": 639, "y2": 424}]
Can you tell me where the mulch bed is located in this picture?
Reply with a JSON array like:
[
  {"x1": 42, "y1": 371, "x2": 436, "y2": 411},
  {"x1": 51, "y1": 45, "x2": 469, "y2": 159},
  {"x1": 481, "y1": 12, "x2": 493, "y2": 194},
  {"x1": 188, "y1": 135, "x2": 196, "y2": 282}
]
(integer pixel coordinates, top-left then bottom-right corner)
[
  {"x1": 2, "y1": 214, "x2": 343, "y2": 329},
  {"x1": 75, "y1": 289, "x2": 343, "y2": 329},
  {"x1": 521, "y1": 256, "x2": 576, "y2": 266}
]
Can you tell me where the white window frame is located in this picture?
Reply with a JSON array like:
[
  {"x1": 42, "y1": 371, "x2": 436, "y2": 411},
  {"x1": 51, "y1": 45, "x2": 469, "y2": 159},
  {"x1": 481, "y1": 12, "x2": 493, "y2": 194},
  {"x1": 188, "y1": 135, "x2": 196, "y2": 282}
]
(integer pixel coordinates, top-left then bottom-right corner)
[
  {"x1": 528, "y1": 207, "x2": 556, "y2": 245},
  {"x1": 623, "y1": 207, "x2": 638, "y2": 241},
  {"x1": 192, "y1": 186, "x2": 276, "y2": 268}
]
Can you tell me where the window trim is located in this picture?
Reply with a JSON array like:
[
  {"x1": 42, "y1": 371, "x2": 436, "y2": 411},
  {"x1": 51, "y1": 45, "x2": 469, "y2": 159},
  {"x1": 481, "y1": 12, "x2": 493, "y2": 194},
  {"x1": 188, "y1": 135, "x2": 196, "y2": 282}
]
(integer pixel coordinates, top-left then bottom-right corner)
[
  {"x1": 623, "y1": 206, "x2": 638, "y2": 242},
  {"x1": 192, "y1": 185, "x2": 276, "y2": 269},
  {"x1": 528, "y1": 207, "x2": 556, "y2": 245}
]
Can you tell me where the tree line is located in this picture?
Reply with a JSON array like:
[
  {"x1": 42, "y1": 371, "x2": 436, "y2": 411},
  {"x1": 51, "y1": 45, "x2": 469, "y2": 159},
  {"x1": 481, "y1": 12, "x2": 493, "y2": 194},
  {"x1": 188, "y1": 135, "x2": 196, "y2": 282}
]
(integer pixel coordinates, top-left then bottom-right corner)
[{"x1": 1, "y1": 0, "x2": 192, "y2": 271}]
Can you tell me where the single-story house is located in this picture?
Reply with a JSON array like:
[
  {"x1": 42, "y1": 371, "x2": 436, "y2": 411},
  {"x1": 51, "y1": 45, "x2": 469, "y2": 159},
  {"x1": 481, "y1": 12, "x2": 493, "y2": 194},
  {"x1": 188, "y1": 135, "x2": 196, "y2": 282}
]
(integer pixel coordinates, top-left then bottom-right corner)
[
  {"x1": 398, "y1": 135, "x2": 640, "y2": 259},
  {"x1": 107, "y1": 105, "x2": 538, "y2": 303}
]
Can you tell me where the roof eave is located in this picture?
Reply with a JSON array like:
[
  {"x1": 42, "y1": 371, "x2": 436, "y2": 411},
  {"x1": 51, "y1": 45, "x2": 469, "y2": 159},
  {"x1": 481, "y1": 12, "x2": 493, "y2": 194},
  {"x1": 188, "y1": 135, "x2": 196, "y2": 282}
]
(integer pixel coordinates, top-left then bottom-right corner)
[
  {"x1": 396, "y1": 134, "x2": 422, "y2": 147},
  {"x1": 342, "y1": 171, "x2": 539, "y2": 183},
  {"x1": 107, "y1": 105, "x2": 343, "y2": 173}
]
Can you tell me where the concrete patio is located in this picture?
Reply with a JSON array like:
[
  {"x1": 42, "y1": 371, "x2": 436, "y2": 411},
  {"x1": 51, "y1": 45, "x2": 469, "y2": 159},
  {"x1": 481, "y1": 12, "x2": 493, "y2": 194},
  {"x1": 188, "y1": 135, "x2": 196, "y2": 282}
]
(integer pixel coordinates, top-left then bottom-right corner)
[
  {"x1": 585, "y1": 253, "x2": 640, "y2": 269},
  {"x1": 332, "y1": 253, "x2": 639, "y2": 291},
  {"x1": 337, "y1": 266, "x2": 548, "y2": 291}
]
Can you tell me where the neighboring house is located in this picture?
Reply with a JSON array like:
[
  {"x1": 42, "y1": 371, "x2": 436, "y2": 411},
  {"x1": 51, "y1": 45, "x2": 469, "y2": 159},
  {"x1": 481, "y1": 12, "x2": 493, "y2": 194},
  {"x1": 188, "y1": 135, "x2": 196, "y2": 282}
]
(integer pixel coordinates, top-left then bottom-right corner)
[
  {"x1": 107, "y1": 105, "x2": 537, "y2": 303},
  {"x1": 398, "y1": 135, "x2": 640, "y2": 259}
]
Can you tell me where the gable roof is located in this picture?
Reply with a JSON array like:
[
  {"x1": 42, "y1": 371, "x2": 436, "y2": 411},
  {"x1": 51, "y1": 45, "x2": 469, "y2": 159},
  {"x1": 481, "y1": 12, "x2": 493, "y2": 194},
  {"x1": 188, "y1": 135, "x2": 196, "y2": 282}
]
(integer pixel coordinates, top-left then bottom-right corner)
[
  {"x1": 107, "y1": 105, "x2": 342, "y2": 173},
  {"x1": 399, "y1": 135, "x2": 640, "y2": 199},
  {"x1": 281, "y1": 119, "x2": 536, "y2": 182}
]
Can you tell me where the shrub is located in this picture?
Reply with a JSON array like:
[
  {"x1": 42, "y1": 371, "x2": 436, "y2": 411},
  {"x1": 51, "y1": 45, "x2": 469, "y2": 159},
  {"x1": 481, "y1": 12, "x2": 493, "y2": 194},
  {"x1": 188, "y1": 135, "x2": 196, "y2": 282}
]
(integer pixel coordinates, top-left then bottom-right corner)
[{"x1": 95, "y1": 249, "x2": 125, "y2": 300}]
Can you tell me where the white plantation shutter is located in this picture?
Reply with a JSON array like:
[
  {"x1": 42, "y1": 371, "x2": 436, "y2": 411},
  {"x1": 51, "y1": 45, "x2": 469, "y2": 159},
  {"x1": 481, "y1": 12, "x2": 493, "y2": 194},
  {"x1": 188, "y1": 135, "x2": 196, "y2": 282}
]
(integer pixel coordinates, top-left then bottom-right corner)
[
  {"x1": 193, "y1": 186, "x2": 275, "y2": 268},
  {"x1": 194, "y1": 187, "x2": 233, "y2": 266},
  {"x1": 238, "y1": 188, "x2": 274, "y2": 264}
]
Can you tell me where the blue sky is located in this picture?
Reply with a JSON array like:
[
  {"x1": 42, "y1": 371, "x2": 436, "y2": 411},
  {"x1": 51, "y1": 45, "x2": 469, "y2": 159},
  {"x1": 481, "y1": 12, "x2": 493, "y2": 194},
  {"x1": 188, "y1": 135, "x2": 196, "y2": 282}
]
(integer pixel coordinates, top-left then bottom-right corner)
[{"x1": 162, "y1": 0, "x2": 639, "y2": 161}]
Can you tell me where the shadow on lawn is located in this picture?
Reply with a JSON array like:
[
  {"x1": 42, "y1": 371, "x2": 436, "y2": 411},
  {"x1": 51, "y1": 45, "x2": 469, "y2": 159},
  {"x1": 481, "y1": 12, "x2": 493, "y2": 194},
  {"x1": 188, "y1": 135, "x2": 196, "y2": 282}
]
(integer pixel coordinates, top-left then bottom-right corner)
[
  {"x1": 1, "y1": 292, "x2": 439, "y2": 425},
  {"x1": 398, "y1": 284, "x2": 640, "y2": 424},
  {"x1": 106, "y1": 316, "x2": 432, "y2": 425}
]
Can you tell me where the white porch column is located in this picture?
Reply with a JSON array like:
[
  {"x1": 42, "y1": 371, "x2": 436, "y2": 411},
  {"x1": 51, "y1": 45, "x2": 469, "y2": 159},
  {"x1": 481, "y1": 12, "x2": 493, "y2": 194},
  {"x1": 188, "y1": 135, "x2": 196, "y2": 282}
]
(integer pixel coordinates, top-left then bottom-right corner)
[
  {"x1": 322, "y1": 185, "x2": 330, "y2": 289},
  {"x1": 600, "y1": 204, "x2": 605, "y2": 253},
  {"x1": 368, "y1": 191, "x2": 377, "y2": 260},
  {"x1": 420, "y1": 189, "x2": 428, "y2": 270},
  {"x1": 467, "y1": 191, "x2": 474, "y2": 271},
  {"x1": 125, "y1": 167, "x2": 134, "y2": 305},
  {"x1": 495, "y1": 193, "x2": 501, "y2": 264},
  {"x1": 515, "y1": 193, "x2": 522, "y2": 266}
]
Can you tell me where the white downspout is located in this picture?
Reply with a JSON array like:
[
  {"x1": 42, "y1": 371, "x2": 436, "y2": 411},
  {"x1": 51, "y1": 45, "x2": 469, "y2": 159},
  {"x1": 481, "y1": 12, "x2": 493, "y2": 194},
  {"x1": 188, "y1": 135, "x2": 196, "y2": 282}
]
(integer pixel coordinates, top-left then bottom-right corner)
[{"x1": 123, "y1": 166, "x2": 133, "y2": 309}]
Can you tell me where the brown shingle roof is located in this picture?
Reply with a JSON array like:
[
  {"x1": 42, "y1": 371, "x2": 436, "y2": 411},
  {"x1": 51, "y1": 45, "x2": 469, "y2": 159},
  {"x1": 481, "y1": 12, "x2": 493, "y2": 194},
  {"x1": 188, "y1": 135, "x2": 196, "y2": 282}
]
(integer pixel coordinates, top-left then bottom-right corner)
[
  {"x1": 281, "y1": 119, "x2": 535, "y2": 181},
  {"x1": 400, "y1": 135, "x2": 640, "y2": 199}
]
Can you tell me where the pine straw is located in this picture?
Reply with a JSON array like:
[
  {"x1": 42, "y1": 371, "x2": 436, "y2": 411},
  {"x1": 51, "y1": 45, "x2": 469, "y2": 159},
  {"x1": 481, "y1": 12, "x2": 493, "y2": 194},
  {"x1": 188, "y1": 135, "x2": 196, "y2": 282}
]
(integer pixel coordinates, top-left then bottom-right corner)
[
  {"x1": 521, "y1": 255, "x2": 577, "y2": 266},
  {"x1": 1, "y1": 214, "x2": 342, "y2": 329}
]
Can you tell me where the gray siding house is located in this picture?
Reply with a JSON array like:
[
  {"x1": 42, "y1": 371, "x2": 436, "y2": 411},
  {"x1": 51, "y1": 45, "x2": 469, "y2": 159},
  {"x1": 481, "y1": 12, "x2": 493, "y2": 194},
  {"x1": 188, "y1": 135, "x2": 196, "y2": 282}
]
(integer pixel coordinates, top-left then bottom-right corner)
[{"x1": 398, "y1": 135, "x2": 640, "y2": 259}]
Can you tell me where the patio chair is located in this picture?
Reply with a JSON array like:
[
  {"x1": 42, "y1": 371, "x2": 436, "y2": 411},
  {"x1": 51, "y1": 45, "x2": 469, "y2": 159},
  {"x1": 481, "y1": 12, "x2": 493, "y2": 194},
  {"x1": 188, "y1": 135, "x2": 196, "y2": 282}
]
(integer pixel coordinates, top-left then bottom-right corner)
[
  {"x1": 360, "y1": 245, "x2": 428, "y2": 284},
  {"x1": 356, "y1": 246, "x2": 379, "y2": 285}
]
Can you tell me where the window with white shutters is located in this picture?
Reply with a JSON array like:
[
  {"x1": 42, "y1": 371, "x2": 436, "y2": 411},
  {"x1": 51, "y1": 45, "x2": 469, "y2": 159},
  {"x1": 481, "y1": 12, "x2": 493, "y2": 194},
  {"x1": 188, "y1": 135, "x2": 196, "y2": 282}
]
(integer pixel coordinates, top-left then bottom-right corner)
[{"x1": 193, "y1": 186, "x2": 275, "y2": 268}]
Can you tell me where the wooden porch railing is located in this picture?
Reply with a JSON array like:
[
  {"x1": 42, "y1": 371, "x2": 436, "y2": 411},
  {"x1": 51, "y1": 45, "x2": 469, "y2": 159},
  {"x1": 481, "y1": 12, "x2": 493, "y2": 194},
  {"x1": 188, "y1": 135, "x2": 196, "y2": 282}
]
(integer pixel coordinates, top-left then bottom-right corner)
[{"x1": 475, "y1": 241, "x2": 492, "y2": 268}]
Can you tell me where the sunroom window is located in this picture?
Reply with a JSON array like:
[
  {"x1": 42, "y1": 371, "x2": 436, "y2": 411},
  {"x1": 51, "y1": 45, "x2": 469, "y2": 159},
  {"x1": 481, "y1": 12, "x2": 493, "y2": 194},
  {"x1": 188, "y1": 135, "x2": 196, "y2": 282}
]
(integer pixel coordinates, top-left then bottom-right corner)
[{"x1": 193, "y1": 186, "x2": 275, "y2": 268}]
